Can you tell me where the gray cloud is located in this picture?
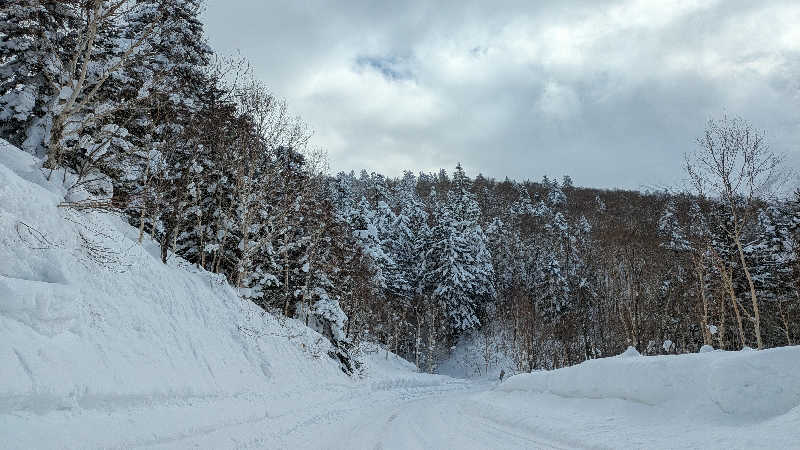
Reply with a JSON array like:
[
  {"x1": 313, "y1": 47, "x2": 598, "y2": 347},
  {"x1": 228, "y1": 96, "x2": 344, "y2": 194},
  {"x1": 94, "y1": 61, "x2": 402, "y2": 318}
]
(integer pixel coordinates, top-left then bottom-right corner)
[{"x1": 203, "y1": 0, "x2": 800, "y2": 189}]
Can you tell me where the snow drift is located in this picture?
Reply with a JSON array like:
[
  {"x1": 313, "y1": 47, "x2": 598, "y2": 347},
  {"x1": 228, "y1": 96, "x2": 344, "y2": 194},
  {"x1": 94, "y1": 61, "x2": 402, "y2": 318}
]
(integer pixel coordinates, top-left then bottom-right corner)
[
  {"x1": 0, "y1": 139, "x2": 346, "y2": 416},
  {"x1": 498, "y1": 345, "x2": 800, "y2": 421}
]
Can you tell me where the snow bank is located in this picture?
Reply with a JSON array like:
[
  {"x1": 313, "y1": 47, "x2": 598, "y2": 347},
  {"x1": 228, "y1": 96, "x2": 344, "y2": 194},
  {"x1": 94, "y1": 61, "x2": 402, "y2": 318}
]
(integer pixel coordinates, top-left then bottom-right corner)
[
  {"x1": 0, "y1": 140, "x2": 346, "y2": 417},
  {"x1": 359, "y1": 343, "x2": 462, "y2": 392},
  {"x1": 498, "y1": 345, "x2": 800, "y2": 420}
]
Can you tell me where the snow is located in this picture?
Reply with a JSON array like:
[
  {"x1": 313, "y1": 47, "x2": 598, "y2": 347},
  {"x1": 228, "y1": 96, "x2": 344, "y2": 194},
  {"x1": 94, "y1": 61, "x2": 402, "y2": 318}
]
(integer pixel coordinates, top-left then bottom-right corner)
[
  {"x1": 0, "y1": 140, "x2": 347, "y2": 446},
  {"x1": 495, "y1": 346, "x2": 800, "y2": 448},
  {"x1": 359, "y1": 342, "x2": 461, "y2": 392},
  {"x1": 437, "y1": 328, "x2": 516, "y2": 380},
  {"x1": 337, "y1": 345, "x2": 800, "y2": 449},
  {"x1": 619, "y1": 345, "x2": 642, "y2": 357},
  {"x1": 2, "y1": 140, "x2": 800, "y2": 449}
]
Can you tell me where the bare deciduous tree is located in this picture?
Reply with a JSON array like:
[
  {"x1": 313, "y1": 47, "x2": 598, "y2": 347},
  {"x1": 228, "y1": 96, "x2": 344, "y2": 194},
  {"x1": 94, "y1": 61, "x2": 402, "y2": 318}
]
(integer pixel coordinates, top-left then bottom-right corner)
[{"x1": 686, "y1": 116, "x2": 784, "y2": 349}]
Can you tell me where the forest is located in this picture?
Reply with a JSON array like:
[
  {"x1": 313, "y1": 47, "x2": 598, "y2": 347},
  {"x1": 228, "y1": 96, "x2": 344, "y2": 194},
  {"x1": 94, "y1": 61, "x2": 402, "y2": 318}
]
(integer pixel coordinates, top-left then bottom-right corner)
[{"x1": 2, "y1": 0, "x2": 798, "y2": 376}]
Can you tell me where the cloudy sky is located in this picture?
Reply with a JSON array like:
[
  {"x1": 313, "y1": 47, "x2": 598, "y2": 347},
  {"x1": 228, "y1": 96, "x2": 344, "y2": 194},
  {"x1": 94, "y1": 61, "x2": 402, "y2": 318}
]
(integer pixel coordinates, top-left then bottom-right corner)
[{"x1": 203, "y1": 0, "x2": 800, "y2": 189}]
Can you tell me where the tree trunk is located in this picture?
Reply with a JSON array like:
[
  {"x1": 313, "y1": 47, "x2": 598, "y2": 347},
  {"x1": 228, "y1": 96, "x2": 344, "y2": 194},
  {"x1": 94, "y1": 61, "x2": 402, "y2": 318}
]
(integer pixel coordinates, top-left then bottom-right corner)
[
  {"x1": 728, "y1": 289, "x2": 747, "y2": 349},
  {"x1": 138, "y1": 205, "x2": 147, "y2": 244},
  {"x1": 415, "y1": 306, "x2": 421, "y2": 370},
  {"x1": 695, "y1": 256, "x2": 713, "y2": 346},
  {"x1": 427, "y1": 304, "x2": 436, "y2": 374},
  {"x1": 778, "y1": 295, "x2": 793, "y2": 346},
  {"x1": 717, "y1": 260, "x2": 746, "y2": 349},
  {"x1": 171, "y1": 224, "x2": 180, "y2": 257},
  {"x1": 197, "y1": 198, "x2": 205, "y2": 269},
  {"x1": 137, "y1": 165, "x2": 151, "y2": 244},
  {"x1": 735, "y1": 238, "x2": 763, "y2": 349},
  {"x1": 718, "y1": 288, "x2": 727, "y2": 350},
  {"x1": 160, "y1": 225, "x2": 172, "y2": 264},
  {"x1": 282, "y1": 249, "x2": 291, "y2": 316}
]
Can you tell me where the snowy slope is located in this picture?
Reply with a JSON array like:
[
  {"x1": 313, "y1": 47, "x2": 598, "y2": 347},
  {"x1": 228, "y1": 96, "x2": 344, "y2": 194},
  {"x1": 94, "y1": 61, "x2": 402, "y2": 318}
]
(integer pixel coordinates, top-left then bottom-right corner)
[
  {"x1": 0, "y1": 140, "x2": 354, "y2": 446},
  {"x1": 359, "y1": 342, "x2": 459, "y2": 392}
]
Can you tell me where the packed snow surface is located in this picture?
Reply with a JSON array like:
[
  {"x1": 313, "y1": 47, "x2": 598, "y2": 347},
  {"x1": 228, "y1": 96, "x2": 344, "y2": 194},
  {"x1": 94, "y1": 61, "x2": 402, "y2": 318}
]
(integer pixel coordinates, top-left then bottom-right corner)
[{"x1": 1, "y1": 140, "x2": 799, "y2": 449}]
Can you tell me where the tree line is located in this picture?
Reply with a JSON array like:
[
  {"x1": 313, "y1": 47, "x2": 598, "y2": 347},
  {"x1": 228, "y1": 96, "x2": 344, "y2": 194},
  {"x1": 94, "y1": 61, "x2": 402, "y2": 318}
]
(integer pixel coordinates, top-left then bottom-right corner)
[{"x1": 2, "y1": 0, "x2": 797, "y2": 374}]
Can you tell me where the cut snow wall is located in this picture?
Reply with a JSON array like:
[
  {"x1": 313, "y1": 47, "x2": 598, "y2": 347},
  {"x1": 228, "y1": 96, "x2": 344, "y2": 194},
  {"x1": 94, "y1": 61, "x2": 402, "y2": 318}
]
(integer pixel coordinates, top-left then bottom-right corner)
[
  {"x1": 498, "y1": 346, "x2": 800, "y2": 420},
  {"x1": 0, "y1": 140, "x2": 345, "y2": 414}
]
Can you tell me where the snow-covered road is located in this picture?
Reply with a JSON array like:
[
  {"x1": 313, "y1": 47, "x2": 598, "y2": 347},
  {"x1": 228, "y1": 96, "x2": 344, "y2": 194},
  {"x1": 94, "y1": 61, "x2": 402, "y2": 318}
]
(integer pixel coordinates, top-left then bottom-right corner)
[
  {"x1": 5, "y1": 351, "x2": 800, "y2": 450},
  {"x1": 3, "y1": 375, "x2": 573, "y2": 449},
  {"x1": 336, "y1": 384, "x2": 569, "y2": 450},
  {"x1": 137, "y1": 378, "x2": 572, "y2": 450},
  {"x1": 142, "y1": 379, "x2": 559, "y2": 449}
]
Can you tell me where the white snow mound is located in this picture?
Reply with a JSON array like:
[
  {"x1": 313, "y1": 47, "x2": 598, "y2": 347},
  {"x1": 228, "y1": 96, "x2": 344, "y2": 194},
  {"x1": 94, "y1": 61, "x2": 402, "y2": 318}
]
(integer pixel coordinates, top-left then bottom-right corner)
[
  {"x1": 619, "y1": 345, "x2": 641, "y2": 358},
  {"x1": 498, "y1": 345, "x2": 800, "y2": 420},
  {"x1": 0, "y1": 140, "x2": 346, "y2": 416}
]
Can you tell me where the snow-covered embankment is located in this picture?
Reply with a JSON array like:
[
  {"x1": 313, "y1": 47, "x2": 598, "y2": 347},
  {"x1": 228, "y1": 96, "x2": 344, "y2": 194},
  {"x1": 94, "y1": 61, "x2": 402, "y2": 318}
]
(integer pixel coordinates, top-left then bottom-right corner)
[
  {"x1": 498, "y1": 346, "x2": 800, "y2": 420},
  {"x1": 477, "y1": 345, "x2": 800, "y2": 448},
  {"x1": 0, "y1": 141, "x2": 349, "y2": 447}
]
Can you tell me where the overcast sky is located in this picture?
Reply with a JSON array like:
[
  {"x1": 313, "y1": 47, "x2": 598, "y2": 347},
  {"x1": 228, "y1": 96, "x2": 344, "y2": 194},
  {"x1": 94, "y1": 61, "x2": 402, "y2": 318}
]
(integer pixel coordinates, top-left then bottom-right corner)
[{"x1": 203, "y1": 0, "x2": 800, "y2": 189}]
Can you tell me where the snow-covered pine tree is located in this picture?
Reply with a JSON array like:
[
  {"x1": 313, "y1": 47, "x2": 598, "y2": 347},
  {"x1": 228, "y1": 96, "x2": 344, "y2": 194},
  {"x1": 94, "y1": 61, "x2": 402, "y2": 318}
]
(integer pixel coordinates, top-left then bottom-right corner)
[
  {"x1": 658, "y1": 198, "x2": 691, "y2": 252},
  {"x1": 485, "y1": 216, "x2": 520, "y2": 296},
  {"x1": 423, "y1": 164, "x2": 495, "y2": 335},
  {"x1": 369, "y1": 172, "x2": 393, "y2": 206},
  {"x1": 535, "y1": 211, "x2": 572, "y2": 320},
  {"x1": 707, "y1": 203, "x2": 748, "y2": 349},
  {"x1": 349, "y1": 196, "x2": 387, "y2": 292},
  {"x1": 748, "y1": 204, "x2": 797, "y2": 345},
  {"x1": 375, "y1": 200, "x2": 410, "y2": 301},
  {"x1": 544, "y1": 176, "x2": 567, "y2": 208},
  {"x1": 327, "y1": 172, "x2": 384, "y2": 344},
  {"x1": 393, "y1": 171, "x2": 429, "y2": 297},
  {"x1": 508, "y1": 182, "x2": 535, "y2": 225},
  {"x1": 36, "y1": 1, "x2": 160, "y2": 177},
  {"x1": 265, "y1": 146, "x2": 316, "y2": 316},
  {"x1": 533, "y1": 250, "x2": 570, "y2": 320},
  {"x1": 133, "y1": 0, "x2": 214, "y2": 263},
  {"x1": 0, "y1": 1, "x2": 79, "y2": 156},
  {"x1": 345, "y1": 193, "x2": 407, "y2": 353}
]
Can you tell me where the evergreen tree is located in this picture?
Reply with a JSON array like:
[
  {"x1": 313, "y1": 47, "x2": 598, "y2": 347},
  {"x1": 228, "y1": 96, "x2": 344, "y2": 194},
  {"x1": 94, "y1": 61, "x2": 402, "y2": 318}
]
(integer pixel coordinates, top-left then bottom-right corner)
[
  {"x1": 393, "y1": 171, "x2": 429, "y2": 296},
  {"x1": 658, "y1": 198, "x2": 690, "y2": 252},
  {"x1": 0, "y1": 1, "x2": 79, "y2": 155},
  {"x1": 423, "y1": 164, "x2": 495, "y2": 334}
]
